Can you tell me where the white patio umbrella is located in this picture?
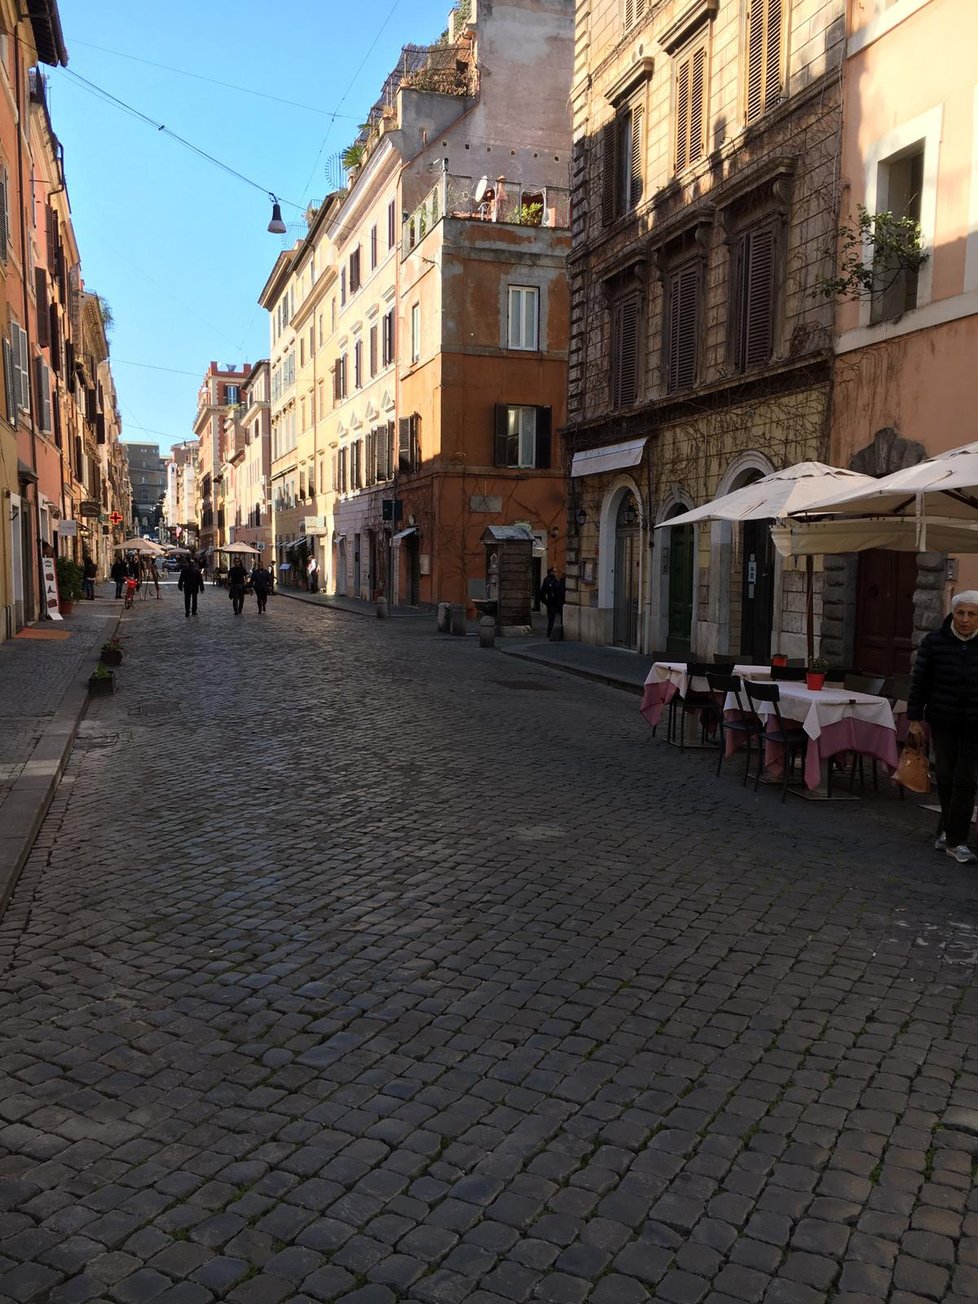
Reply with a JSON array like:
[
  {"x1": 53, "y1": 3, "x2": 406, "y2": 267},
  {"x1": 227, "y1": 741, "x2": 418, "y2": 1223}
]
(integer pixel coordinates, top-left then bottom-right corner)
[
  {"x1": 116, "y1": 537, "x2": 164, "y2": 554},
  {"x1": 221, "y1": 541, "x2": 260, "y2": 556},
  {"x1": 654, "y1": 462, "x2": 880, "y2": 661}
]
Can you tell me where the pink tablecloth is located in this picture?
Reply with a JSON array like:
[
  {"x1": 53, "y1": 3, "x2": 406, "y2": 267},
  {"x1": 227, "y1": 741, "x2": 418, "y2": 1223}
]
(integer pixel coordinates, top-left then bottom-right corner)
[
  {"x1": 725, "y1": 712, "x2": 899, "y2": 790},
  {"x1": 640, "y1": 680, "x2": 678, "y2": 728}
]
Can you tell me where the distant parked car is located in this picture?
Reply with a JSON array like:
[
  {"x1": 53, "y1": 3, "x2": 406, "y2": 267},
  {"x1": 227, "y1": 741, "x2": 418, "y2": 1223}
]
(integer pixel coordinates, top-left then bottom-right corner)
[{"x1": 162, "y1": 557, "x2": 183, "y2": 572}]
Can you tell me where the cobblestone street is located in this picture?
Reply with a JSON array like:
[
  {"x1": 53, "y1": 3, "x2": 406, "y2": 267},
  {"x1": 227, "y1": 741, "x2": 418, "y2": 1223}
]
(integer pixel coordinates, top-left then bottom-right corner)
[{"x1": 3, "y1": 592, "x2": 978, "y2": 1304}]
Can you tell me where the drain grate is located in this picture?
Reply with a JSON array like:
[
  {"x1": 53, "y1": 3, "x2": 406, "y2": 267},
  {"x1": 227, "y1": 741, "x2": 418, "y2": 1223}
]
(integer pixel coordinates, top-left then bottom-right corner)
[
  {"x1": 492, "y1": 679, "x2": 555, "y2": 692},
  {"x1": 128, "y1": 701, "x2": 183, "y2": 718}
]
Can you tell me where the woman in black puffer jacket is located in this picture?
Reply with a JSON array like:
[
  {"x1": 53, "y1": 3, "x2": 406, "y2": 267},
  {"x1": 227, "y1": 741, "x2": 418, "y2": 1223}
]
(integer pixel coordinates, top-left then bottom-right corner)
[{"x1": 907, "y1": 591, "x2": 978, "y2": 864}]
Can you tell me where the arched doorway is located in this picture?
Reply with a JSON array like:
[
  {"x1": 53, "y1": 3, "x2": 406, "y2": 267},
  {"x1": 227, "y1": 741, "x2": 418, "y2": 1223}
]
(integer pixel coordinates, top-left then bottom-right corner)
[
  {"x1": 665, "y1": 504, "x2": 694, "y2": 658},
  {"x1": 613, "y1": 492, "x2": 641, "y2": 648},
  {"x1": 726, "y1": 468, "x2": 775, "y2": 663}
]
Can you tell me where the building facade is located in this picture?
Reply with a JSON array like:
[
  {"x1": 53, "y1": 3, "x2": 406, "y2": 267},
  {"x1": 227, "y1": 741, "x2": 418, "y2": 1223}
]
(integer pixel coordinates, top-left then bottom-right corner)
[
  {"x1": 822, "y1": 0, "x2": 977, "y2": 676},
  {"x1": 228, "y1": 360, "x2": 271, "y2": 554},
  {"x1": 564, "y1": 0, "x2": 845, "y2": 659},
  {"x1": 165, "y1": 439, "x2": 199, "y2": 548},
  {"x1": 193, "y1": 362, "x2": 250, "y2": 556}
]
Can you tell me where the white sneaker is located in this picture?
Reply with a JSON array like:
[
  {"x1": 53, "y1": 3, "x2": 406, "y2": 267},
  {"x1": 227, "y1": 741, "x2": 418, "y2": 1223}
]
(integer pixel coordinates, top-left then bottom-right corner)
[
  {"x1": 934, "y1": 833, "x2": 947, "y2": 851},
  {"x1": 946, "y1": 844, "x2": 978, "y2": 865}
]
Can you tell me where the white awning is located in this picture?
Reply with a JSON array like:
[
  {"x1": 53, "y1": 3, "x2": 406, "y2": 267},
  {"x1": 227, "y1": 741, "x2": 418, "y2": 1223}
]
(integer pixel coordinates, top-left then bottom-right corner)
[
  {"x1": 391, "y1": 527, "x2": 417, "y2": 542},
  {"x1": 570, "y1": 437, "x2": 647, "y2": 478}
]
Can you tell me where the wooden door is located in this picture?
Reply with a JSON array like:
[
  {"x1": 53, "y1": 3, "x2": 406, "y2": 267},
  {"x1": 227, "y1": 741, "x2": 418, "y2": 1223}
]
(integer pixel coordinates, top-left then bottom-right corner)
[
  {"x1": 666, "y1": 521, "x2": 694, "y2": 658},
  {"x1": 613, "y1": 495, "x2": 640, "y2": 648},
  {"x1": 739, "y1": 518, "x2": 774, "y2": 663},
  {"x1": 854, "y1": 549, "x2": 915, "y2": 676}
]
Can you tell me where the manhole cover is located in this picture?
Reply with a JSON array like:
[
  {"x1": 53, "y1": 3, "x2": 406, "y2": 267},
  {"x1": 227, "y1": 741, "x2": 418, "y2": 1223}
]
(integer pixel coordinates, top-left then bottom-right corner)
[
  {"x1": 492, "y1": 679, "x2": 555, "y2": 692},
  {"x1": 128, "y1": 702, "x2": 183, "y2": 718}
]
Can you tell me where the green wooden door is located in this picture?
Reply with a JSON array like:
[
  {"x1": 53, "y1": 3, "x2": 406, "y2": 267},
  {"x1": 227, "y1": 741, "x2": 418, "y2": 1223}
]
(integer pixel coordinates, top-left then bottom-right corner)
[{"x1": 666, "y1": 522, "x2": 694, "y2": 658}]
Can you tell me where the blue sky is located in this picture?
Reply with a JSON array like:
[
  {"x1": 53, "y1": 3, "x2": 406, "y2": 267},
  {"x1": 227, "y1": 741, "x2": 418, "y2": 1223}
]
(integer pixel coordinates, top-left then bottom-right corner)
[{"x1": 52, "y1": 0, "x2": 448, "y2": 454}]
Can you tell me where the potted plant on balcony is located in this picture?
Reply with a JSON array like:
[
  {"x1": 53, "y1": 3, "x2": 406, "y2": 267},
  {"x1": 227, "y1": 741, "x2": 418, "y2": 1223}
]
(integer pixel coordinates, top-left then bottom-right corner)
[
  {"x1": 88, "y1": 663, "x2": 115, "y2": 696},
  {"x1": 55, "y1": 555, "x2": 84, "y2": 616},
  {"x1": 806, "y1": 656, "x2": 828, "y2": 692},
  {"x1": 100, "y1": 636, "x2": 124, "y2": 666}
]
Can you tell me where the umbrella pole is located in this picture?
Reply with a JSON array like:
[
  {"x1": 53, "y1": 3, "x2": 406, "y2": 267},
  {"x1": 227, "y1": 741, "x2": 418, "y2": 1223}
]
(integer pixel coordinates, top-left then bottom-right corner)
[{"x1": 806, "y1": 554, "x2": 814, "y2": 665}]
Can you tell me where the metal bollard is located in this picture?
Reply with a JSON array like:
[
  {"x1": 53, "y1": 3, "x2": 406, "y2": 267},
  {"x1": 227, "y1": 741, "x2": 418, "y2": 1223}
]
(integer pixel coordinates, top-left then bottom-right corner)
[
  {"x1": 478, "y1": 615, "x2": 496, "y2": 648},
  {"x1": 450, "y1": 603, "x2": 467, "y2": 636},
  {"x1": 376, "y1": 596, "x2": 389, "y2": 620},
  {"x1": 436, "y1": 602, "x2": 450, "y2": 633}
]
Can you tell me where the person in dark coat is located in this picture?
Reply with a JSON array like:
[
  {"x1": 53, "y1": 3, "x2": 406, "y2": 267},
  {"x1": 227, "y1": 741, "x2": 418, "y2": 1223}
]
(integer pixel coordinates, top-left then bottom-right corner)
[
  {"x1": 110, "y1": 557, "x2": 127, "y2": 599},
  {"x1": 539, "y1": 567, "x2": 565, "y2": 637},
  {"x1": 251, "y1": 563, "x2": 272, "y2": 613},
  {"x1": 178, "y1": 560, "x2": 204, "y2": 617},
  {"x1": 908, "y1": 591, "x2": 978, "y2": 864},
  {"x1": 228, "y1": 561, "x2": 248, "y2": 615},
  {"x1": 82, "y1": 554, "x2": 97, "y2": 600}
]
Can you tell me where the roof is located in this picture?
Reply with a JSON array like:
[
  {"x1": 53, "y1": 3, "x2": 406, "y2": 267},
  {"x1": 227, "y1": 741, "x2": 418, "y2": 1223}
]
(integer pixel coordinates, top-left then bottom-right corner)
[
  {"x1": 27, "y1": 0, "x2": 68, "y2": 67},
  {"x1": 481, "y1": 525, "x2": 534, "y2": 542}
]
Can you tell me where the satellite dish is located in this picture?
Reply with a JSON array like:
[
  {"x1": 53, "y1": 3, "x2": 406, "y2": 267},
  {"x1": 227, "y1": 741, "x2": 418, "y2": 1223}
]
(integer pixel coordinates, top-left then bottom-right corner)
[{"x1": 473, "y1": 176, "x2": 489, "y2": 203}]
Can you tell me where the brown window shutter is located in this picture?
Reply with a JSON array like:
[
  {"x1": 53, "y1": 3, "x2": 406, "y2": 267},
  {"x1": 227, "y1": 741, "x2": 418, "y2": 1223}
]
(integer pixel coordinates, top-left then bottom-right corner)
[
  {"x1": 675, "y1": 56, "x2": 690, "y2": 172},
  {"x1": 46, "y1": 204, "x2": 57, "y2": 273},
  {"x1": 689, "y1": 47, "x2": 706, "y2": 166},
  {"x1": 746, "y1": 0, "x2": 766, "y2": 123},
  {"x1": 601, "y1": 122, "x2": 616, "y2": 226},
  {"x1": 494, "y1": 404, "x2": 509, "y2": 466},
  {"x1": 765, "y1": 0, "x2": 783, "y2": 110},
  {"x1": 734, "y1": 223, "x2": 777, "y2": 370},
  {"x1": 35, "y1": 268, "x2": 49, "y2": 346},
  {"x1": 410, "y1": 414, "x2": 421, "y2": 469},
  {"x1": 2, "y1": 338, "x2": 15, "y2": 423},
  {"x1": 613, "y1": 296, "x2": 641, "y2": 408},
  {"x1": 629, "y1": 104, "x2": 644, "y2": 209},
  {"x1": 667, "y1": 261, "x2": 700, "y2": 392},
  {"x1": 49, "y1": 305, "x2": 60, "y2": 374},
  {"x1": 398, "y1": 417, "x2": 412, "y2": 473}
]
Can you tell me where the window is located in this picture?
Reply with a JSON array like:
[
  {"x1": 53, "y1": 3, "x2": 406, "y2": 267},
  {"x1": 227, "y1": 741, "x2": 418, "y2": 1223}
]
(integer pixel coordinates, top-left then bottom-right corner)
[
  {"x1": 398, "y1": 414, "x2": 420, "y2": 473},
  {"x1": 871, "y1": 146, "x2": 924, "y2": 323},
  {"x1": 729, "y1": 218, "x2": 779, "y2": 371},
  {"x1": 377, "y1": 422, "x2": 394, "y2": 480},
  {"x1": 225, "y1": 384, "x2": 240, "y2": 404},
  {"x1": 388, "y1": 199, "x2": 396, "y2": 249},
  {"x1": 493, "y1": 405, "x2": 552, "y2": 469},
  {"x1": 610, "y1": 294, "x2": 641, "y2": 408},
  {"x1": 338, "y1": 447, "x2": 347, "y2": 492},
  {"x1": 664, "y1": 259, "x2": 701, "y2": 392},
  {"x1": 371, "y1": 225, "x2": 378, "y2": 269},
  {"x1": 602, "y1": 99, "x2": 644, "y2": 224},
  {"x1": 369, "y1": 324, "x2": 378, "y2": 377},
  {"x1": 674, "y1": 40, "x2": 708, "y2": 173},
  {"x1": 745, "y1": 0, "x2": 784, "y2": 125},
  {"x1": 350, "y1": 246, "x2": 361, "y2": 293},
  {"x1": 354, "y1": 339, "x2": 363, "y2": 389},
  {"x1": 508, "y1": 286, "x2": 540, "y2": 350},
  {"x1": 410, "y1": 303, "x2": 421, "y2": 363},
  {"x1": 10, "y1": 320, "x2": 29, "y2": 411},
  {"x1": 333, "y1": 353, "x2": 348, "y2": 402},
  {"x1": 382, "y1": 309, "x2": 395, "y2": 366},
  {"x1": 623, "y1": 0, "x2": 647, "y2": 30},
  {"x1": 340, "y1": 268, "x2": 346, "y2": 306},
  {"x1": 352, "y1": 441, "x2": 362, "y2": 489}
]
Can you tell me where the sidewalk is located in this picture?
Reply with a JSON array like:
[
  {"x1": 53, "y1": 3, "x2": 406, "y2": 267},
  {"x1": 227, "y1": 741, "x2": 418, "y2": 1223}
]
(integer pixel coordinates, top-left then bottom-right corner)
[{"x1": 0, "y1": 589, "x2": 119, "y2": 913}]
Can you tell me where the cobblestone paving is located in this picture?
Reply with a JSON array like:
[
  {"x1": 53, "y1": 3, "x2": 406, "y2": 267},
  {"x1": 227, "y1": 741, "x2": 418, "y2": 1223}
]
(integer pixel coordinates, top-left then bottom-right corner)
[{"x1": 2, "y1": 594, "x2": 978, "y2": 1304}]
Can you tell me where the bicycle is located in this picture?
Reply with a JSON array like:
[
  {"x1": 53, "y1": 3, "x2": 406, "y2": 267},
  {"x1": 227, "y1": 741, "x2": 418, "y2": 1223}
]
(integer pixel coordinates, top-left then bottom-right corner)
[{"x1": 123, "y1": 577, "x2": 138, "y2": 609}]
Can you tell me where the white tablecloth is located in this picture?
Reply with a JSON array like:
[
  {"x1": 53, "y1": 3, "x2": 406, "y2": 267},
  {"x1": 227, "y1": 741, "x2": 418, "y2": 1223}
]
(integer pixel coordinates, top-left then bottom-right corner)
[{"x1": 732, "y1": 682, "x2": 896, "y2": 741}]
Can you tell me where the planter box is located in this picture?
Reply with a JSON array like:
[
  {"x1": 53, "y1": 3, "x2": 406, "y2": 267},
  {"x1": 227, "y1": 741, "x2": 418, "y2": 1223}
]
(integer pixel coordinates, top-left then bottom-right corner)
[
  {"x1": 88, "y1": 672, "x2": 115, "y2": 696},
  {"x1": 101, "y1": 649, "x2": 123, "y2": 666}
]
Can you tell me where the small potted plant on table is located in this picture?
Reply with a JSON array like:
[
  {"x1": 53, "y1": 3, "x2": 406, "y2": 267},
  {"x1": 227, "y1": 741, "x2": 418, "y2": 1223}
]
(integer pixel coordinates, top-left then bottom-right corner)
[
  {"x1": 806, "y1": 656, "x2": 828, "y2": 691},
  {"x1": 100, "y1": 636, "x2": 124, "y2": 666}
]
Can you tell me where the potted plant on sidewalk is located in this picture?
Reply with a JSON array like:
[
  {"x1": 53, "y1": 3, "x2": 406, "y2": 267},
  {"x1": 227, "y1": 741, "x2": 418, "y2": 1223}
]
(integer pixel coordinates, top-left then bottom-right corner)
[
  {"x1": 806, "y1": 656, "x2": 828, "y2": 692},
  {"x1": 100, "y1": 636, "x2": 124, "y2": 666},
  {"x1": 88, "y1": 663, "x2": 115, "y2": 695},
  {"x1": 56, "y1": 555, "x2": 84, "y2": 616}
]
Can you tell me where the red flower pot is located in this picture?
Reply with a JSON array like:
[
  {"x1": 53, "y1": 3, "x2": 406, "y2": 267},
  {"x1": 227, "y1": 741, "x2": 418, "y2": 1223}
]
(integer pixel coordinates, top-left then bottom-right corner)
[
  {"x1": 771, "y1": 654, "x2": 788, "y2": 667},
  {"x1": 805, "y1": 671, "x2": 826, "y2": 691}
]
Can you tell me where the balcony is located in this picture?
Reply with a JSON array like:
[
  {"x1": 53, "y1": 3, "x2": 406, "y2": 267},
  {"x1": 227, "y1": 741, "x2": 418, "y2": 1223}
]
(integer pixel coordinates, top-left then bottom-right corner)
[{"x1": 402, "y1": 175, "x2": 570, "y2": 254}]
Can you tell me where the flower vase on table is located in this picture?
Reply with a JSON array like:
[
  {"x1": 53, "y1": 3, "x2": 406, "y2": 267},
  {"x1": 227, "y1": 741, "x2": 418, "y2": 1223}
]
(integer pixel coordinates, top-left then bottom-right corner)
[{"x1": 806, "y1": 658, "x2": 828, "y2": 692}]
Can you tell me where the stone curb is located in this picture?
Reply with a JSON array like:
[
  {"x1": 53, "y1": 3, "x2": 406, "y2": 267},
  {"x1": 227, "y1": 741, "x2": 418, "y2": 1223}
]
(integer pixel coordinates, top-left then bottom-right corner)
[
  {"x1": 0, "y1": 613, "x2": 119, "y2": 918},
  {"x1": 496, "y1": 643, "x2": 646, "y2": 696}
]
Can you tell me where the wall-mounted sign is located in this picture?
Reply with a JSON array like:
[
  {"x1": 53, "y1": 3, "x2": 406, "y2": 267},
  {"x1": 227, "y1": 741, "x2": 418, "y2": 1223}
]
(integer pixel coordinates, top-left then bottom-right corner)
[
  {"x1": 79, "y1": 501, "x2": 100, "y2": 518},
  {"x1": 57, "y1": 520, "x2": 77, "y2": 537}
]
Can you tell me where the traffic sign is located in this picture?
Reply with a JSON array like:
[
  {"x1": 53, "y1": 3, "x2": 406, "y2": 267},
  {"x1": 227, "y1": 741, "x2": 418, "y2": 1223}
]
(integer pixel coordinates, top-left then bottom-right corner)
[{"x1": 109, "y1": 511, "x2": 123, "y2": 525}]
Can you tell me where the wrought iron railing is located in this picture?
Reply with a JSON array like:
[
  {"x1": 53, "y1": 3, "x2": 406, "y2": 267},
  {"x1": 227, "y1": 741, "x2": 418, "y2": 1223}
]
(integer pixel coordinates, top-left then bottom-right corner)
[{"x1": 402, "y1": 175, "x2": 570, "y2": 253}]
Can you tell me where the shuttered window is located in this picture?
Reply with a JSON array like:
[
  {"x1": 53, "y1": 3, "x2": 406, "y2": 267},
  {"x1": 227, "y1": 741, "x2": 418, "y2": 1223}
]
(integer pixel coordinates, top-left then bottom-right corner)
[
  {"x1": 675, "y1": 42, "x2": 707, "y2": 174},
  {"x1": 602, "y1": 100, "x2": 644, "y2": 226},
  {"x1": 508, "y1": 285, "x2": 540, "y2": 350},
  {"x1": 745, "y1": 0, "x2": 784, "y2": 125},
  {"x1": 34, "y1": 358, "x2": 51, "y2": 431},
  {"x1": 493, "y1": 405, "x2": 552, "y2": 469},
  {"x1": 35, "y1": 268, "x2": 49, "y2": 346},
  {"x1": 398, "y1": 414, "x2": 420, "y2": 473},
  {"x1": 11, "y1": 321, "x2": 29, "y2": 412},
  {"x1": 664, "y1": 260, "x2": 701, "y2": 392},
  {"x1": 2, "y1": 337, "x2": 16, "y2": 424},
  {"x1": 611, "y1": 294, "x2": 642, "y2": 408},
  {"x1": 0, "y1": 165, "x2": 9, "y2": 263},
  {"x1": 623, "y1": 0, "x2": 647, "y2": 31},
  {"x1": 730, "y1": 220, "x2": 778, "y2": 372},
  {"x1": 369, "y1": 324, "x2": 378, "y2": 377}
]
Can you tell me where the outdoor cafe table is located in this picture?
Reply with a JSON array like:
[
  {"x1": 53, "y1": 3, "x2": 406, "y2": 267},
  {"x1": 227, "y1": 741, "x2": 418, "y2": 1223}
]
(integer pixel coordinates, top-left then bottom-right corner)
[
  {"x1": 639, "y1": 661, "x2": 771, "y2": 730},
  {"x1": 723, "y1": 681, "x2": 899, "y2": 792}
]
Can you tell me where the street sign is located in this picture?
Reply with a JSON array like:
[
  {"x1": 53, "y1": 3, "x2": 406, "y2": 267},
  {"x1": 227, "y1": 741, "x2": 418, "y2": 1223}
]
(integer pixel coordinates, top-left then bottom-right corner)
[
  {"x1": 79, "y1": 501, "x2": 100, "y2": 518},
  {"x1": 109, "y1": 511, "x2": 123, "y2": 525}
]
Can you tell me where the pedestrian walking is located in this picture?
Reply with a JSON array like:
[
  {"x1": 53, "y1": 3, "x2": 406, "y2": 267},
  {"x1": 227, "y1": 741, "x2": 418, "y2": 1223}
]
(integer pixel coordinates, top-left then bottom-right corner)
[
  {"x1": 908, "y1": 590, "x2": 978, "y2": 864},
  {"x1": 178, "y1": 559, "x2": 204, "y2": 617},
  {"x1": 228, "y1": 560, "x2": 248, "y2": 615},
  {"x1": 126, "y1": 555, "x2": 141, "y2": 585},
  {"x1": 307, "y1": 554, "x2": 320, "y2": 593},
  {"x1": 110, "y1": 557, "x2": 126, "y2": 599},
  {"x1": 82, "y1": 553, "x2": 97, "y2": 601},
  {"x1": 539, "y1": 566, "x2": 565, "y2": 638},
  {"x1": 251, "y1": 563, "x2": 272, "y2": 614},
  {"x1": 144, "y1": 556, "x2": 161, "y2": 599}
]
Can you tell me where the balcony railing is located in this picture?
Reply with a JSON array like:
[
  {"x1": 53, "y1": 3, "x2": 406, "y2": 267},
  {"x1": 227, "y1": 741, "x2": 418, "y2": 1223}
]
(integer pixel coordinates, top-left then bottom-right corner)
[{"x1": 402, "y1": 175, "x2": 570, "y2": 254}]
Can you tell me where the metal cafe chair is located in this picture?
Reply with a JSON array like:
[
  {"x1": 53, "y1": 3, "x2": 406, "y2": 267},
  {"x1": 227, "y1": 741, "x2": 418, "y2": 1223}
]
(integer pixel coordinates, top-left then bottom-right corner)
[
  {"x1": 843, "y1": 673, "x2": 886, "y2": 791},
  {"x1": 708, "y1": 672, "x2": 763, "y2": 784},
  {"x1": 743, "y1": 680, "x2": 808, "y2": 802},
  {"x1": 669, "y1": 661, "x2": 733, "y2": 750}
]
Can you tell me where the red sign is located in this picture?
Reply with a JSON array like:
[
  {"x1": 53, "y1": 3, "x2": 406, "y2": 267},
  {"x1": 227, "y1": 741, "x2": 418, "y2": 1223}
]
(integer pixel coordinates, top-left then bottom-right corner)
[{"x1": 109, "y1": 511, "x2": 123, "y2": 525}]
